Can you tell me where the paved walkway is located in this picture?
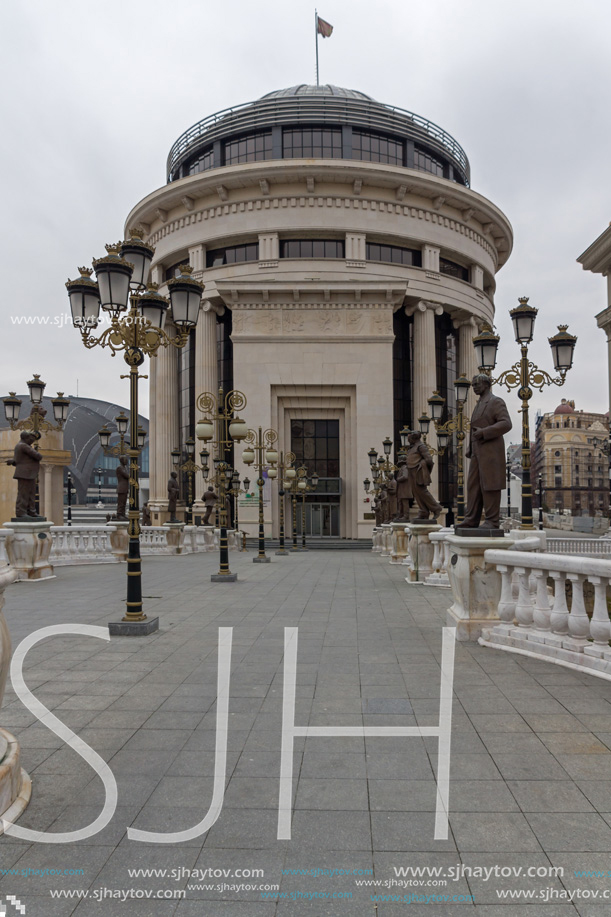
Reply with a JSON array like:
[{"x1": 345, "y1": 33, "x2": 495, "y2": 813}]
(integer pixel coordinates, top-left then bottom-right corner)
[{"x1": 1, "y1": 550, "x2": 611, "y2": 916}]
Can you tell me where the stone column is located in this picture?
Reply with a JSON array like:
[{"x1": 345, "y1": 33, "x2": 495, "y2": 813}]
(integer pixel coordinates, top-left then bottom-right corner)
[
  {"x1": 42, "y1": 465, "x2": 53, "y2": 521},
  {"x1": 596, "y1": 305, "x2": 611, "y2": 421},
  {"x1": 412, "y1": 301, "x2": 443, "y2": 498},
  {"x1": 456, "y1": 315, "x2": 479, "y2": 417},
  {"x1": 149, "y1": 321, "x2": 179, "y2": 518},
  {"x1": 193, "y1": 303, "x2": 219, "y2": 507}
]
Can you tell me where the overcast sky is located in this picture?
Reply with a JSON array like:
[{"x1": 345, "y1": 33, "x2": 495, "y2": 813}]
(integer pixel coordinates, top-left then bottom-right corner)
[{"x1": 1, "y1": 0, "x2": 609, "y2": 430}]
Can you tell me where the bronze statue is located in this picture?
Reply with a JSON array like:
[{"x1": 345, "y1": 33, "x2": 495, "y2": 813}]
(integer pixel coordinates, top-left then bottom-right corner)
[
  {"x1": 457, "y1": 373, "x2": 512, "y2": 530},
  {"x1": 116, "y1": 456, "x2": 129, "y2": 521},
  {"x1": 379, "y1": 484, "x2": 389, "y2": 524},
  {"x1": 373, "y1": 493, "x2": 382, "y2": 526},
  {"x1": 202, "y1": 486, "x2": 218, "y2": 525},
  {"x1": 405, "y1": 431, "x2": 443, "y2": 521},
  {"x1": 168, "y1": 471, "x2": 180, "y2": 522},
  {"x1": 9, "y1": 432, "x2": 42, "y2": 520},
  {"x1": 394, "y1": 459, "x2": 411, "y2": 522},
  {"x1": 142, "y1": 502, "x2": 151, "y2": 526}
]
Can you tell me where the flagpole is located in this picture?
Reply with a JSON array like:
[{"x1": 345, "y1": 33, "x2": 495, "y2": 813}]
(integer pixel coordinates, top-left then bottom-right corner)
[{"x1": 315, "y1": 9, "x2": 319, "y2": 86}]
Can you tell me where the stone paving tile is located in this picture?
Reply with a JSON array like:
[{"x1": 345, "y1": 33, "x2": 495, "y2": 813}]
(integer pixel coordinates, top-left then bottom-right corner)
[{"x1": 2, "y1": 550, "x2": 611, "y2": 915}]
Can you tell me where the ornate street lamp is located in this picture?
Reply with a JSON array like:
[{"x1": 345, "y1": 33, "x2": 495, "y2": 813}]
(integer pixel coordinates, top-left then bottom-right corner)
[
  {"x1": 274, "y1": 451, "x2": 296, "y2": 555},
  {"x1": 3, "y1": 377, "x2": 70, "y2": 519},
  {"x1": 171, "y1": 436, "x2": 200, "y2": 524},
  {"x1": 195, "y1": 387, "x2": 248, "y2": 581},
  {"x1": 475, "y1": 298, "x2": 577, "y2": 529},
  {"x1": 242, "y1": 427, "x2": 279, "y2": 563},
  {"x1": 67, "y1": 241, "x2": 203, "y2": 633},
  {"x1": 300, "y1": 470, "x2": 319, "y2": 549},
  {"x1": 428, "y1": 376, "x2": 472, "y2": 522}
]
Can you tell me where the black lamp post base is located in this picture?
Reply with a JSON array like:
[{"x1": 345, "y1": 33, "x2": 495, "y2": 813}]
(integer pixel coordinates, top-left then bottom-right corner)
[
  {"x1": 275, "y1": 549, "x2": 290, "y2": 555},
  {"x1": 109, "y1": 616, "x2": 159, "y2": 636},
  {"x1": 211, "y1": 572, "x2": 238, "y2": 582},
  {"x1": 253, "y1": 556, "x2": 271, "y2": 563}
]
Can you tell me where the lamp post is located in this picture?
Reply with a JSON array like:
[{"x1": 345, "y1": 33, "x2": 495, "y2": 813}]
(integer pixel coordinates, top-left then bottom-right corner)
[
  {"x1": 195, "y1": 387, "x2": 248, "y2": 581},
  {"x1": 67, "y1": 232, "x2": 204, "y2": 634},
  {"x1": 242, "y1": 427, "x2": 278, "y2": 563},
  {"x1": 506, "y1": 451, "x2": 512, "y2": 522},
  {"x1": 3, "y1": 376, "x2": 70, "y2": 519},
  {"x1": 229, "y1": 470, "x2": 250, "y2": 534},
  {"x1": 171, "y1": 436, "x2": 200, "y2": 524},
  {"x1": 66, "y1": 471, "x2": 73, "y2": 525},
  {"x1": 427, "y1": 375, "x2": 471, "y2": 523},
  {"x1": 93, "y1": 467, "x2": 104, "y2": 507},
  {"x1": 537, "y1": 473, "x2": 544, "y2": 530},
  {"x1": 473, "y1": 297, "x2": 577, "y2": 530},
  {"x1": 275, "y1": 451, "x2": 296, "y2": 555},
  {"x1": 299, "y1": 470, "x2": 320, "y2": 549},
  {"x1": 284, "y1": 466, "x2": 307, "y2": 551}
]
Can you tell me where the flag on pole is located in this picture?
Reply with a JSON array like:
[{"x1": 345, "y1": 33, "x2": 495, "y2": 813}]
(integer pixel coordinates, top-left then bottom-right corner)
[{"x1": 316, "y1": 15, "x2": 333, "y2": 37}]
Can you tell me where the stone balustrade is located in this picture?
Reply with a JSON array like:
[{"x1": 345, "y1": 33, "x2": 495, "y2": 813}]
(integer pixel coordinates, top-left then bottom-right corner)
[
  {"x1": 423, "y1": 527, "x2": 453, "y2": 587},
  {"x1": 50, "y1": 526, "x2": 116, "y2": 566},
  {"x1": 46, "y1": 524, "x2": 227, "y2": 566},
  {"x1": 480, "y1": 548, "x2": 611, "y2": 679},
  {"x1": 547, "y1": 538, "x2": 611, "y2": 557}
]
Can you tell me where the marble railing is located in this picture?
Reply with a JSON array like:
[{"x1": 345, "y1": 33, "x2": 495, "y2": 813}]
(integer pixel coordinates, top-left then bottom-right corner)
[
  {"x1": 50, "y1": 526, "x2": 117, "y2": 566},
  {"x1": 547, "y1": 538, "x2": 611, "y2": 557},
  {"x1": 424, "y1": 528, "x2": 454, "y2": 586},
  {"x1": 480, "y1": 548, "x2": 611, "y2": 680},
  {"x1": 49, "y1": 524, "x2": 227, "y2": 565}
]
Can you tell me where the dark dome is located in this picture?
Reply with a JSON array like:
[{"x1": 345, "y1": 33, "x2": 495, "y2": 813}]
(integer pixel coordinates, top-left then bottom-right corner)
[
  {"x1": 260, "y1": 84, "x2": 375, "y2": 102},
  {"x1": 554, "y1": 400, "x2": 574, "y2": 414}
]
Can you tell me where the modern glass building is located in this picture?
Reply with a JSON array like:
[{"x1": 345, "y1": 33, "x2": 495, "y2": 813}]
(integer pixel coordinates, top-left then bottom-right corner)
[{"x1": 125, "y1": 84, "x2": 513, "y2": 537}]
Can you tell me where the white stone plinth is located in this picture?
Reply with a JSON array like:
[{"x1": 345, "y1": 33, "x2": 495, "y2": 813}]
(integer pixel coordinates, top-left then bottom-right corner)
[
  {"x1": 446, "y1": 534, "x2": 516, "y2": 641},
  {"x1": 380, "y1": 524, "x2": 393, "y2": 556},
  {"x1": 107, "y1": 521, "x2": 128, "y2": 562},
  {"x1": 404, "y1": 523, "x2": 443, "y2": 583},
  {"x1": 0, "y1": 530, "x2": 12, "y2": 567},
  {"x1": 390, "y1": 522, "x2": 409, "y2": 564},
  {"x1": 163, "y1": 522, "x2": 185, "y2": 554},
  {"x1": 4, "y1": 522, "x2": 54, "y2": 581}
]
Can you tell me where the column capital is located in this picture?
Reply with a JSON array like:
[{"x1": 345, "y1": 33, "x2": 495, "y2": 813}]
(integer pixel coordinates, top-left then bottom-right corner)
[
  {"x1": 452, "y1": 314, "x2": 478, "y2": 330},
  {"x1": 202, "y1": 299, "x2": 225, "y2": 317},
  {"x1": 416, "y1": 300, "x2": 444, "y2": 316}
]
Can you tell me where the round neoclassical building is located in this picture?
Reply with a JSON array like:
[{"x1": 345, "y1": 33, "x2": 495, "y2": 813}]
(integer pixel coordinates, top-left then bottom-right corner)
[{"x1": 125, "y1": 84, "x2": 513, "y2": 538}]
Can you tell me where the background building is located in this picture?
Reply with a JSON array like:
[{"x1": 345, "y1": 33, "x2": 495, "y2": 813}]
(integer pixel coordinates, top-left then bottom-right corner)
[
  {"x1": 125, "y1": 84, "x2": 513, "y2": 537},
  {"x1": 533, "y1": 399, "x2": 609, "y2": 516}
]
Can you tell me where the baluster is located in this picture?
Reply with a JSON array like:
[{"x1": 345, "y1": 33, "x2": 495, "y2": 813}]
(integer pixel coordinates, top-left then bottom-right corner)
[
  {"x1": 514, "y1": 566, "x2": 533, "y2": 628},
  {"x1": 588, "y1": 575, "x2": 611, "y2": 648},
  {"x1": 566, "y1": 573, "x2": 590, "y2": 648},
  {"x1": 431, "y1": 537, "x2": 441, "y2": 573},
  {"x1": 497, "y1": 564, "x2": 516, "y2": 625},
  {"x1": 532, "y1": 568, "x2": 552, "y2": 634},
  {"x1": 549, "y1": 571, "x2": 569, "y2": 635}
]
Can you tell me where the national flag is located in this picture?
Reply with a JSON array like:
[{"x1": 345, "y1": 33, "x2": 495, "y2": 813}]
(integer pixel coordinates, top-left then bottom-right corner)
[{"x1": 317, "y1": 16, "x2": 333, "y2": 38}]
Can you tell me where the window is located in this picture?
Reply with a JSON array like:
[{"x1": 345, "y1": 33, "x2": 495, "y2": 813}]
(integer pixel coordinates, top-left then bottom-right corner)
[
  {"x1": 414, "y1": 146, "x2": 444, "y2": 177},
  {"x1": 366, "y1": 243, "x2": 422, "y2": 267},
  {"x1": 206, "y1": 243, "x2": 259, "y2": 267},
  {"x1": 439, "y1": 258, "x2": 469, "y2": 282},
  {"x1": 554, "y1": 465, "x2": 561, "y2": 474},
  {"x1": 555, "y1": 476, "x2": 562, "y2": 487},
  {"x1": 352, "y1": 130, "x2": 403, "y2": 165},
  {"x1": 224, "y1": 131, "x2": 273, "y2": 165},
  {"x1": 291, "y1": 419, "x2": 340, "y2": 478},
  {"x1": 280, "y1": 239, "x2": 345, "y2": 258},
  {"x1": 164, "y1": 260, "x2": 187, "y2": 282},
  {"x1": 282, "y1": 127, "x2": 342, "y2": 159},
  {"x1": 188, "y1": 148, "x2": 214, "y2": 175},
  {"x1": 554, "y1": 450, "x2": 561, "y2": 457}
]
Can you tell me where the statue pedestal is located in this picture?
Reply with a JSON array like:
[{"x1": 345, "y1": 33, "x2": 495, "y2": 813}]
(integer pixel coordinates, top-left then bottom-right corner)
[
  {"x1": 404, "y1": 523, "x2": 442, "y2": 583},
  {"x1": 380, "y1": 524, "x2": 393, "y2": 556},
  {"x1": 445, "y1": 533, "x2": 515, "y2": 641},
  {"x1": 163, "y1": 522, "x2": 185, "y2": 554},
  {"x1": 0, "y1": 563, "x2": 32, "y2": 832},
  {"x1": 390, "y1": 522, "x2": 409, "y2": 564},
  {"x1": 107, "y1": 521, "x2": 128, "y2": 562},
  {"x1": 4, "y1": 521, "x2": 54, "y2": 581}
]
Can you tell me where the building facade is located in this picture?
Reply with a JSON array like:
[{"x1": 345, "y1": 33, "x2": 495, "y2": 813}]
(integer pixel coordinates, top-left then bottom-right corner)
[
  {"x1": 124, "y1": 84, "x2": 513, "y2": 537},
  {"x1": 533, "y1": 399, "x2": 609, "y2": 516}
]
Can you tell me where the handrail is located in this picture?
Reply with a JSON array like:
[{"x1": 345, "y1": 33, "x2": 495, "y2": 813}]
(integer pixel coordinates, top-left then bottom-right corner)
[{"x1": 166, "y1": 95, "x2": 470, "y2": 183}]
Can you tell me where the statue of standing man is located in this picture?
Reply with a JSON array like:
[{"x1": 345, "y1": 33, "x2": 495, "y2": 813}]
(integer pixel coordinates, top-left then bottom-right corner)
[
  {"x1": 10, "y1": 431, "x2": 43, "y2": 520},
  {"x1": 405, "y1": 431, "x2": 443, "y2": 521},
  {"x1": 168, "y1": 471, "x2": 180, "y2": 523},
  {"x1": 457, "y1": 373, "x2": 512, "y2": 531},
  {"x1": 116, "y1": 456, "x2": 129, "y2": 521}
]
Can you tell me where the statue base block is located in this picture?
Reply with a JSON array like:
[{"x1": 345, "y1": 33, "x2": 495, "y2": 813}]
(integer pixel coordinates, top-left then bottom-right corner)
[
  {"x1": 107, "y1": 521, "x2": 129, "y2": 562},
  {"x1": 109, "y1": 616, "x2": 159, "y2": 636},
  {"x1": 0, "y1": 729, "x2": 31, "y2": 836},
  {"x1": 445, "y1": 534, "x2": 515, "y2": 641},
  {"x1": 389, "y1": 522, "x2": 409, "y2": 564},
  {"x1": 404, "y1": 523, "x2": 443, "y2": 582},
  {"x1": 3, "y1": 521, "x2": 54, "y2": 581},
  {"x1": 454, "y1": 527, "x2": 504, "y2": 538}
]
